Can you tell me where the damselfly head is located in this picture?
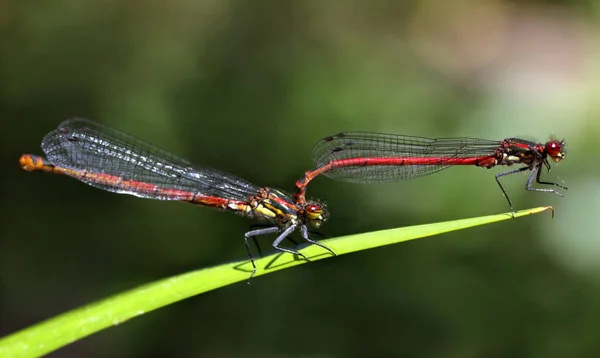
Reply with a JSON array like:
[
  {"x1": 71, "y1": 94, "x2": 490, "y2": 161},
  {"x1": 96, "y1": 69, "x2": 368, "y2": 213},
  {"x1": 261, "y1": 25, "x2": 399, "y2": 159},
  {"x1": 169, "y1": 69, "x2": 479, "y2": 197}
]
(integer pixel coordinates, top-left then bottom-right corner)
[
  {"x1": 303, "y1": 201, "x2": 329, "y2": 227},
  {"x1": 545, "y1": 140, "x2": 566, "y2": 162}
]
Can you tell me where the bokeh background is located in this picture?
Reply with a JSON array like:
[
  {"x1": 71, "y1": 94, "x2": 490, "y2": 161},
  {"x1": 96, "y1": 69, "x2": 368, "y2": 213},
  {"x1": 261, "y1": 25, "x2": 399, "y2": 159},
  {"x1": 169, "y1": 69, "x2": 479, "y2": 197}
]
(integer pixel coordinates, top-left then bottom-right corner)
[{"x1": 1, "y1": 0, "x2": 599, "y2": 357}]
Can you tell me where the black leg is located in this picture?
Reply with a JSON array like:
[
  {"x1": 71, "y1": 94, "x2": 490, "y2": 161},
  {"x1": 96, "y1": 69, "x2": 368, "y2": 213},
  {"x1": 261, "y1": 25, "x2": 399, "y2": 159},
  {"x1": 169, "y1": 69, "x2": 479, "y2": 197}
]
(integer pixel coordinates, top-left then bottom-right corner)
[
  {"x1": 306, "y1": 228, "x2": 328, "y2": 239},
  {"x1": 271, "y1": 223, "x2": 309, "y2": 261},
  {"x1": 300, "y1": 224, "x2": 336, "y2": 257},
  {"x1": 533, "y1": 162, "x2": 568, "y2": 191},
  {"x1": 495, "y1": 166, "x2": 531, "y2": 216},
  {"x1": 248, "y1": 223, "x2": 300, "y2": 257},
  {"x1": 495, "y1": 164, "x2": 566, "y2": 218},
  {"x1": 243, "y1": 222, "x2": 335, "y2": 284},
  {"x1": 252, "y1": 236, "x2": 262, "y2": 257},
  {"x1": 286, "y1": 237, "x2": 301, "y2": 246},
  {"x1": 244, "y1": 226, "x2": 281, "y2": 282},
  {"x1": 543, "y1": 159, "x2": 551, "y2": 172}
]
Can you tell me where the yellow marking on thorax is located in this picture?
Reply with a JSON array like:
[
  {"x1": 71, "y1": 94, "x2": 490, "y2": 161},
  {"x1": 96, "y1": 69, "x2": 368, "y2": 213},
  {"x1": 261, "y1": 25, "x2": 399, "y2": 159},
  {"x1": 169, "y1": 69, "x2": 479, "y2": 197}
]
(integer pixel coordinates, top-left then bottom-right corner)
[
  {"x1": 256, "y1": 200, "x2": 297, "y2": 222},
  {"x1": 254, "y1": 203, "x2": 279, "y2": 219}
]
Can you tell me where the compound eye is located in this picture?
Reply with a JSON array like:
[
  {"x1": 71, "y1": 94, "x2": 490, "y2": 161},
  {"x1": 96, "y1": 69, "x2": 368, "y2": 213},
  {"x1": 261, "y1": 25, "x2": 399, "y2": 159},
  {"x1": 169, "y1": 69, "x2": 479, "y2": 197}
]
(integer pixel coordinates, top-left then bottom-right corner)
[
  {"x1": 545, "y1": 140, "x2": 565, "y2": 161},
  {"x1": 305, "y1": 204, "x2": 323, "y2": 220}
]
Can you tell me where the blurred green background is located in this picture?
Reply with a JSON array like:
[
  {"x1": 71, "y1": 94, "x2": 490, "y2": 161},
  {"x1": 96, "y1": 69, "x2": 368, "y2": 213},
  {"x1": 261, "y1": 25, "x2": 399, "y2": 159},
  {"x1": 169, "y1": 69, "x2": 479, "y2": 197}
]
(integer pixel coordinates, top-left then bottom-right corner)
[{"x1": 2, "y1": 0, "x2": 599, "y2": 357}]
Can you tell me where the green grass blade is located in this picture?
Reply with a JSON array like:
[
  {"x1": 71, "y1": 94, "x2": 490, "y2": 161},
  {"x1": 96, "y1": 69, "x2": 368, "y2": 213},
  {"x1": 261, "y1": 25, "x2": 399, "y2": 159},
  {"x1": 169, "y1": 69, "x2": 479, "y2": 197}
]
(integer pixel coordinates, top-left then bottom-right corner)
[{"x1": 0, "y1": 206, "x2": 552, "y2": 358}]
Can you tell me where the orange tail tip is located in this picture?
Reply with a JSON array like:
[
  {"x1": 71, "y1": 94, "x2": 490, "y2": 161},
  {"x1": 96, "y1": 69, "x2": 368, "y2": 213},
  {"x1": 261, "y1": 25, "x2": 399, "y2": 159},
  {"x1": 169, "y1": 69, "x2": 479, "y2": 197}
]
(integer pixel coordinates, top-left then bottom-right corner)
[{"x1": 19, "y1": 154, "x2": 54, "y2": 172}]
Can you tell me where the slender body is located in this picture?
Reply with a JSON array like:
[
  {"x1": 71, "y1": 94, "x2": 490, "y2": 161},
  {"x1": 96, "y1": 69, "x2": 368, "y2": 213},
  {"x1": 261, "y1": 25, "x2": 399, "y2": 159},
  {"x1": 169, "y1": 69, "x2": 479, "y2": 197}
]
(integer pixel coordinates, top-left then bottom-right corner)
[
  {"x1": 295, "y1": 132, "x2": 567, "y2": 213},
  {"x1": 20, "y1": 118, "x2": 333, "y2": 280}
]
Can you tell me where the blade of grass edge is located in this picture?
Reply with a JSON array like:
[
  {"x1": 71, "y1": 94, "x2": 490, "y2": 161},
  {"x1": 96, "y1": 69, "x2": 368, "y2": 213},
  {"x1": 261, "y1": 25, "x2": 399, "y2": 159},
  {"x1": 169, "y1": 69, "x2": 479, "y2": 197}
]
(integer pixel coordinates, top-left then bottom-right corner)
[{"x1": 0, "y1": 206, "x2": 552, "y2": 358}]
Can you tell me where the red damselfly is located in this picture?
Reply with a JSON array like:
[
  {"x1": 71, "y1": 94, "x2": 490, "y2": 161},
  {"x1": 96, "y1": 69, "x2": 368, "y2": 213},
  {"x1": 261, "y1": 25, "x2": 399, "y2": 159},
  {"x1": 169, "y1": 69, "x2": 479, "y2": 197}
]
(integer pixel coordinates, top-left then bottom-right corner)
[
  {"x1": 295, "y1": 132, "x2": 567, "y2": 214},
  {"x1": 20, "y1": 118, "x2": 334, "y2": 280}
]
